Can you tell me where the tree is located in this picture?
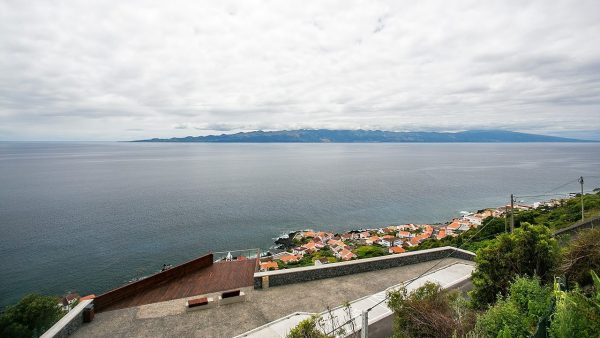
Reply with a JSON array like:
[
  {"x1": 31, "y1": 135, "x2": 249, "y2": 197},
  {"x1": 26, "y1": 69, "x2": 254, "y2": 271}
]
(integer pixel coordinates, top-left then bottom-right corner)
[
  {"x1": 558, "y1": 228, "x2": 600, "y2": 288},
  {"x1": 0, "y1": 294, "x2": 64, "y2": 338},
  {"x1": 470, "y1": 223, "x2": 558, "y2": 307}
]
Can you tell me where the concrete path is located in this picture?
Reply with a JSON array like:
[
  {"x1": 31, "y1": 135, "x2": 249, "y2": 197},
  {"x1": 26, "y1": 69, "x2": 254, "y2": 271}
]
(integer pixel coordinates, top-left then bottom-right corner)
[{"x1": 236, "y1": 262, "x2": 474, "y2": 338}]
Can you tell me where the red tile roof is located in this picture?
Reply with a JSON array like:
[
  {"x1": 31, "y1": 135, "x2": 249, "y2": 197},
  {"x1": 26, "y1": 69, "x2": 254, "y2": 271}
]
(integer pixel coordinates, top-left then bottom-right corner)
[
  {"x1": 389, "y1": 246, "x2": 405, "y2": 254},
  {"x1": 279, "y1": 255, "x2": 300, "y2": 263},
  {"x1": 260, "y1": 261, "x2": 279, "y2": 271}
]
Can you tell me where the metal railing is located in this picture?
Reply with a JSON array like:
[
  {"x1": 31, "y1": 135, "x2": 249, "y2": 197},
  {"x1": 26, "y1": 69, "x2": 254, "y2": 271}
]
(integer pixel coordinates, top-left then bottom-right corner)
[{"x1": 212, "y1": 248, "x2": 261, "y2": 262}]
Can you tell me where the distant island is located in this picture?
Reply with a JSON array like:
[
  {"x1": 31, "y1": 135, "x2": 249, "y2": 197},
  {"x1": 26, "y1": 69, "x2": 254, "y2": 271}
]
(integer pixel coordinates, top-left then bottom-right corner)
[{"x1": 133, "y1": 129, "x2": 589, "y2": 143}]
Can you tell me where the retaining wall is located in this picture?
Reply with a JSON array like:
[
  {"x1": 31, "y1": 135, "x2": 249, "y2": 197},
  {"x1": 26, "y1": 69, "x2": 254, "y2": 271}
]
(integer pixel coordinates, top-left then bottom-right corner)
[
  {"x1": 553, "y1": 216, "x2": 599, "y2": 236},
  {"x1": 254, "y1": 246, "x2": 475, "y2": 288},
  {"x1": 40, "y1": 299, "x2": 92, "y2": 338}
]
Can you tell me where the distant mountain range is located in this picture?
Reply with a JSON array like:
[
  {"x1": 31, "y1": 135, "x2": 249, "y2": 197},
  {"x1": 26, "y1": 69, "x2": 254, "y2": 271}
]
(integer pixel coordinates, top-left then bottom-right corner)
[{"x1": 133, "y1": 129, "x2": 590, "y2": 143}]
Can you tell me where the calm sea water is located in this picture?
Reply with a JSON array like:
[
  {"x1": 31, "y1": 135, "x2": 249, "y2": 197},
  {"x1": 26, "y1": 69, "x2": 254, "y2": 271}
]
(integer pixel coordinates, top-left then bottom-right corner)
[{"x1": 1, "y1": 142, "x2": 599, "y2": 307}]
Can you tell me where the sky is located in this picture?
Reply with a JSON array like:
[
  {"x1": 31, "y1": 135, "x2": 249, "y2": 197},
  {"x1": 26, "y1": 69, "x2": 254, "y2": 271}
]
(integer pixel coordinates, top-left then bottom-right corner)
[{"x1": 1, "y1": 0, "x2": 599, "y2": 141}]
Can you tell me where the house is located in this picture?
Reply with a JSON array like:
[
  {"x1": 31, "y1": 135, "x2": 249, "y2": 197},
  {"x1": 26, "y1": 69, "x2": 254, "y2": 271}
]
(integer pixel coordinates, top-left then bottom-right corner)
[
  {"x1": 389, "y1": 246, "x2": 405, "y2": 254},
  {"x1": 327, "y1": 239, "x2": 346, "y2": 248},
  {"x1": 315, "y1": 231, "x2": 334, "y2": 242},
  {"x1": 292, "y1": 247, "x2": 308, "y2": 256},
  {"x1": 314, "y1": 257, "x2": 329, "y2": 266},
  {"x1": 410, "y1": 233, "x2": 430, "y2": 246},
  {"x1": 458, "y1": 222, "x2": 471, "y2": 231},
  {"x1": 303, "y1": 230, "x2": 316, "y2": 238},
  {"x1": 358, "y1": 231, "x2": 370, "y2": 239},
  {"x1": 259, "y1": 261, "x2": 279, "y2": 272},
  {"x1": 366, "y1": 236, "x2": 380, "y2": 245},
  {"x1": 302, "y1": 241, "x2": 323, "y2": 252},
  {"x1": 341, "y1": 233, "x2": 353, "y2": 240},
  {"x1": 447, "y1": 221, "x2": 461, "y2": 234},
  {"x1": 378, "y1": 237, "x2": 402, "y2": 247},
  {"x1": 400, "y1": 224, "x2": 417, "y2": 231},
  {"x1": 279, "y1": 255, "x2": 300, "y2": 264},
  {"x1": 330, "y1": 243, "x2": 345, "y2": 253},
  {"x1": 337, "y1": 248, "x2": 356, "y2": 261},
  {"x1": 397, "y1": 231, "x2": 412, "y2": 238},
  {"x1": 463, "y1": 215, "x2": 483, "y2": 226},
  {"x1": 423, "y1": 225, "x2": 433, "y2": 234},
  {"x1": 60, "y1": 293, "x2": 80, "y2": 310},
  {"x1": 437, "y1": 228, "x2": 447, "y2": 240}
]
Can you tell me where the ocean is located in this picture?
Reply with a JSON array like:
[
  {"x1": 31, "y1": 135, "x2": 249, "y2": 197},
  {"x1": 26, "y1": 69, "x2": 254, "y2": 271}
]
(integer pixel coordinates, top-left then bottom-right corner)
[{"x1": 1, "y1": 142, "x2": 599, "y2": 307}]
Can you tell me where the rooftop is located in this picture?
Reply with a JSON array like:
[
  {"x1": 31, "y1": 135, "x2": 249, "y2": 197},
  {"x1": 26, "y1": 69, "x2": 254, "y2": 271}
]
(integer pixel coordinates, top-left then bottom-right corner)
[{"x1": 74, "y1": 257, "x2": 473, "y2": 338}]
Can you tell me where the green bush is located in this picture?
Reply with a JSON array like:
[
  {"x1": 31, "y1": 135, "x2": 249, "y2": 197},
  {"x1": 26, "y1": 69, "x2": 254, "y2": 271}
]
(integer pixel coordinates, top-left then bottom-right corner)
[
  {"x1": 0, "y1": 294, "x2": 64, "y2": 338},
  {"x1": 354, "y1": 245, "x2": 386, "y2": 259},
  {"x1": 473, "y1": 298, "x2": 529, "y2": 338},
  {"x1": 549, "y1": 272, "x2": 600, "y2": 338},
  {"x1": 387, "y1": 282, "x2": 476, "y2": 338},
  {"x1": 286, "y1": 315, "x2": 332, "y2": 338},
  {"x1": 558, "y1": 228, "x2": 600, "y2": 288},
  {"x1": 472, "y1": 276, "x2": 550, "y2": 338},
  {"x1": 470, "y1": 223, "x2": 558, "y2": 308}
]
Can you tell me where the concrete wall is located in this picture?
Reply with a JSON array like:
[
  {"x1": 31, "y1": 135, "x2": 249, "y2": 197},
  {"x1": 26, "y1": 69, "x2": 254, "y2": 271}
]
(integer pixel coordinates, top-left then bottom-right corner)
[
  {"x1": 254, "y1": 246, "x2": 475, "y2": 288},
  {"x1": 553, "y1": 216, "x2": 599, "y2": 236},
  {"x1": 40, "y1": 300, "x2": 92, "y2": 338}
]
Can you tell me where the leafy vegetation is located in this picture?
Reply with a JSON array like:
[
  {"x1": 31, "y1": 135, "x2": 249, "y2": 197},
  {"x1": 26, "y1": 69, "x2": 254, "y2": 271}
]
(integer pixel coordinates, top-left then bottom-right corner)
[
  {"x1": 549, "y1": 271, "x2": 600, "y2": 338},
  {"x1": 0, "y1": 294, "x2": 64, "y2": 338},
  {"x1": 557, "y1": 228, "x2": 600, "y2": 288},
  {"x1": 288, "y1": 195, "x2": 600, "y2": 338},
  {"x1": 387, "y1": 282, "x2": 475, "y2": 338},
  {"x1": 513, "y1": 193, "x2": 600, "y2": 230},
  {"x1": 354, "y1": 245, "x2": 386, "y2": 259},
  {"x1": 470, "y1": 223, "x2": 558, "y2": 308},
  {"x1": 472, "y1": 276, "x2": 551, "y2": 337},
  {"x1": 286, "y1": 315, "x2": 332, "y2": 338}
]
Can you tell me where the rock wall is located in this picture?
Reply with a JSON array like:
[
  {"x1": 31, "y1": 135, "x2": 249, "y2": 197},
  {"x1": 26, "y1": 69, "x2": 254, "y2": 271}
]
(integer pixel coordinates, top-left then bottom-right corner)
[{"x1": 254, "y1": 246, "x2": 474, "y2": 288}]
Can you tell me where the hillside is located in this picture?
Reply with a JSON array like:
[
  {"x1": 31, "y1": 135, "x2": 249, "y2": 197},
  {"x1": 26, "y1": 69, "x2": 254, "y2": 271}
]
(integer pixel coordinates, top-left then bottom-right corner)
[{"x1": 133, "y1": 129, "x2": 586, "y2": 143}]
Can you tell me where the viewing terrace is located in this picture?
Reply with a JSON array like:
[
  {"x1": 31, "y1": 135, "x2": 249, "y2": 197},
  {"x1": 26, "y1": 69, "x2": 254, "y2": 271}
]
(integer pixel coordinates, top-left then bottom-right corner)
[{"x1": 73, "y1": 247, "x2": 474, "y2": 338}]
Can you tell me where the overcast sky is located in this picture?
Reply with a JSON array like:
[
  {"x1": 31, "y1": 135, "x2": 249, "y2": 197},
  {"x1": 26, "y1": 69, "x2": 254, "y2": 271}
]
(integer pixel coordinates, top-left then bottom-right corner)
[{"x1": 1, "y1": 0, "x2": 599, "y2": 141}]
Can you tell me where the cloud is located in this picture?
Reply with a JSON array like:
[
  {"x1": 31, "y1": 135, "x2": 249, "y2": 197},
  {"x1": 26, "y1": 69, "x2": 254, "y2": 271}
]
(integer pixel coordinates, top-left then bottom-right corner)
[{"x1": 0, "y1": 0, "x2": 599, "y2": 140}]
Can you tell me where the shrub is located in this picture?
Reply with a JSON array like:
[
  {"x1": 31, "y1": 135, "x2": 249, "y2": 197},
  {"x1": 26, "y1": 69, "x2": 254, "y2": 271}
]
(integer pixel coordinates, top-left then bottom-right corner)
[
  {"x1": 286, "y1": 315, "x2": 332, "y2": 338},
  {"x1": 470, "y1": 223, "x2": 558, "y2": 308},
  {"x1": 354, "y1": 245, "x2": 386, "y2": 259},
  {"x1": 549, "y1": 272, "x2": 600, "y2": 338},
  {"x1": 387, "y1": 282, "x2": 476, "y2": 338},
  {"x1": 558, "y1": 228, "x2": 600, "y2": 288},
  {"x1": 472, "y1": 276, "x2": 550, "y2": 338}
]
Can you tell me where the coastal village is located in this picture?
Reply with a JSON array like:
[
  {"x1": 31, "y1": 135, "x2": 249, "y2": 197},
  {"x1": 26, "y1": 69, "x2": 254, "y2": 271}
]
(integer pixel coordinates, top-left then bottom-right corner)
[{"x1": 259, "y1": 199, "x2": 563, "y2": 272}]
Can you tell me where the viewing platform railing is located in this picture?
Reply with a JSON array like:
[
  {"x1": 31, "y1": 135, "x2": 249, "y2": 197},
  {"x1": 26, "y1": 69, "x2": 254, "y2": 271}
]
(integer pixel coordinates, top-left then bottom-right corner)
[{"x1": 212, "y1": 248, "x2": 261, "y2": 262}]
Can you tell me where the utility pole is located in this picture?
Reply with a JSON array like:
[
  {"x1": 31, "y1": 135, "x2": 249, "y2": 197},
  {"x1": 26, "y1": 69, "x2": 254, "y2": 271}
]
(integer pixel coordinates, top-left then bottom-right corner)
[
  {"x1": 361, "y1": 310, "x2": 369, "y2": 338},
  {"x1": 510, "y1": 194, "x2": 515, "y2": 233},
  {"x1": 579, "y1": 176, "x2": 584, "y2": 222}
]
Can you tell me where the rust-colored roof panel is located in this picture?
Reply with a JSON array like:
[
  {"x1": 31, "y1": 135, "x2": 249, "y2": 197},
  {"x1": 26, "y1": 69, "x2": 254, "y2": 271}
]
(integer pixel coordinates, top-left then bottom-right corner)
[{"x1": 97, "y1": 257, "x2": 257, "y2": 312}]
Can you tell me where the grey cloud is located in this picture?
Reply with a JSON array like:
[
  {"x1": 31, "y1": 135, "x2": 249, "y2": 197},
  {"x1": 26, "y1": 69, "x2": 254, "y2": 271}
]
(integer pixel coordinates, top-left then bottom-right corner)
[{"x1": 0, "y1": 0, "x2": 599, "y2": 141}]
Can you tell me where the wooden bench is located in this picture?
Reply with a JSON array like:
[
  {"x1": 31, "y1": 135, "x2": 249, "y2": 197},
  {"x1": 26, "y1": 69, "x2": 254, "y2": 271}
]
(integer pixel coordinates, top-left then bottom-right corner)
[
  {"x1": 218, "y1": 290, "x2": 246, "y2": 305},
  {"x1": 186, "y1": 296, "x2": 215, "y2": 311}
]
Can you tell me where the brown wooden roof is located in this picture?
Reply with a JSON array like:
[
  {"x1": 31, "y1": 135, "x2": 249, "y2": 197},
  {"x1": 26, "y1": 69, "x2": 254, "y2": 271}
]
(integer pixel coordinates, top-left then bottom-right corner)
[{"x1": 96, "y1": 256, "x2": 257, "y2": 312}]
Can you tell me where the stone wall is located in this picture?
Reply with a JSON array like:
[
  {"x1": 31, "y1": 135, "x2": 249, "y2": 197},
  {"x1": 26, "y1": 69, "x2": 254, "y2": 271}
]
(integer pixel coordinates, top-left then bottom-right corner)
[
  {"x1": 254, "y1": 246, "x2": 475, "y2": 288},
  {"x1": 553, "y1": 216, "x2": 600, "y2": 236},
  {"x1": 40, "y1": 299, "x2": 93, "y2": 338}
]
